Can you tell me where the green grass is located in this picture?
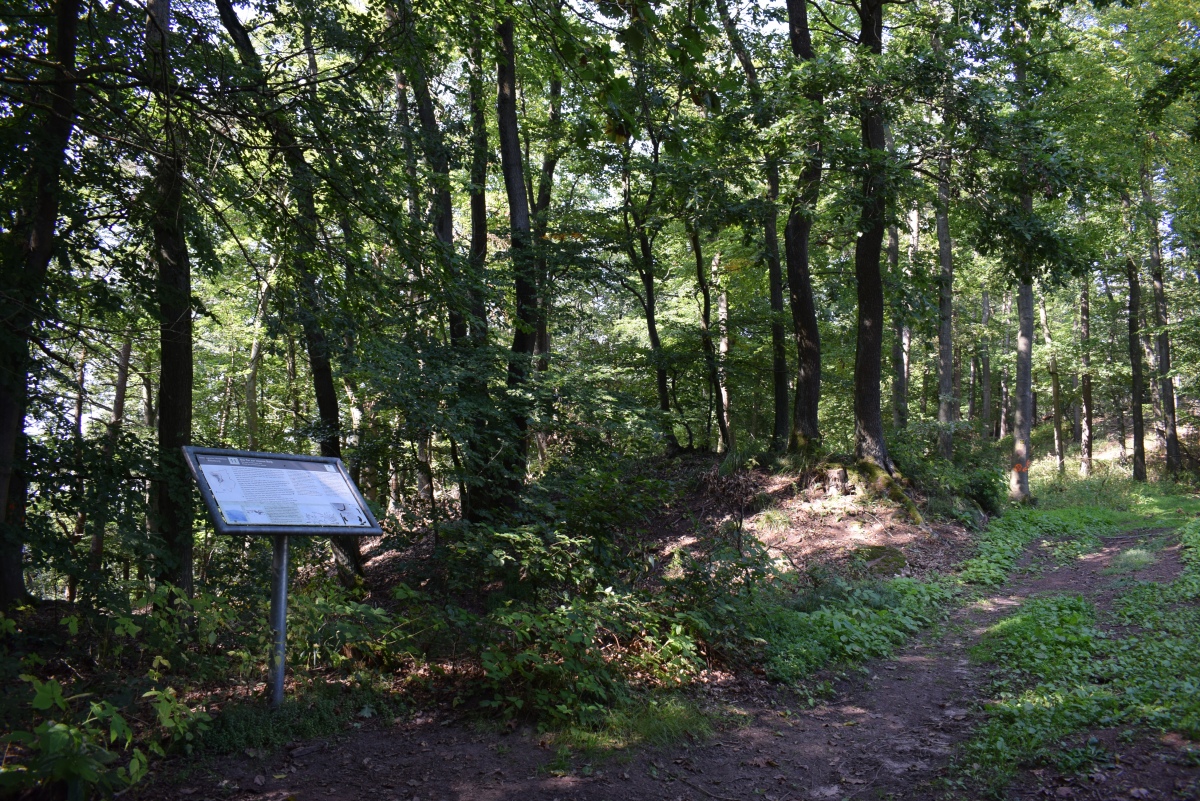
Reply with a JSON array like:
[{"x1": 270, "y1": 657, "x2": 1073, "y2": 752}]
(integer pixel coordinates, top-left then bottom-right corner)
[
  {"x1": 1102, "y1": 547, "x2": 1157, "y2": 574},
  {"x1": 551, "y1": 694, "x2": 713, "y2": 753},
  {"x1": 958, "y1": 517, "x2": 1200, "y2": 796},
  {"x1": 957, "y1": 507, "x2": 1134, "y2": 585}
]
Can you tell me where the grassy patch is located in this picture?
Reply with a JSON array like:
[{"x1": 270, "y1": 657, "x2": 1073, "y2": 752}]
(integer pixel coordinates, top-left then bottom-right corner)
[
  {"x1": 550, "y1": 694, "x2": 713, "y2": 757},
  {"x1": 1102, "y1": 547, "x2": 1157, "y2": 574},
  {"x1": 959, "y1": 517, "x2": 1200, "y2": 796},
  {"x1": 958, "y1": 507, "x2": 1132, "y2": 585},
  {"x1": 743, "y1": 577, "x2": 952, "y2": 683}
]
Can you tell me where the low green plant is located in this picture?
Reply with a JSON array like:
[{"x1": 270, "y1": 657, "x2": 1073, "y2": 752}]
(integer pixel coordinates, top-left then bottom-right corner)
[
  {"x1": 958, "y1": 507, "x2": 1130, "y2": 585},
  {"x1": 0, "y1": 675, "x2": 208, "y2": 799},
  {"x1": 960, "y1": 518, "x2": 1200, "y2": 795},
  {"x1": 746, "y1": 577, "x2": 952, "y2": 682}
]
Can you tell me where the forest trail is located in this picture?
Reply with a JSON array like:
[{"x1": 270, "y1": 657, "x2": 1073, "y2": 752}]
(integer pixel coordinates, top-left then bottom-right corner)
[{"x1": 140, "y1": 520, "x2": 1200, "y2": 801}]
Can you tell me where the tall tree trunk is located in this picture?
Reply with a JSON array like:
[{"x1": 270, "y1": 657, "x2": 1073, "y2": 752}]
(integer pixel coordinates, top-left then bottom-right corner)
[
  {"x1": 981, "y1": 290, "x2": 992, "y2": 437},
  {"x1": 531, "y1": 77, "x2": 562, "y2": 461},
  {"x1": 216, "y1": 0, "x2": 364, "y2": 582},
  {"x1": 851, "y1": 0, "x2": 892, "y2": 471},
  {"x1": 87, "y1": 338, "x2": 132, "y2": 573},
  {"x1": 936, "y1": 152, "x2": 954, "y2": 460},
  {"x1": 390, "y1": 0, "x2": 465, "y2": 343},
  {"x1": 999, "y1": 293, "x2": 1011, "y2": 438},
  {"x1": 714, "y1": 253, "x2": 736, "y2": 456},
  {"x1": 245, "y1": 280, "x2": 271, "y2": 451},
  {"x1": 888, "y1": 219, "x2": 906, "y2": 430},
  {"x1": 716, "y1": 0, "x2": 787, "y2": 451},
  {"x1": 1127, "y1": 257, "x2": 1147, "y2": 481},
  {"x1": 692, "y1": 229, "x2": 729, "y2": 452},
  {"x1": 784, "y1": 0, "x2": 823, "y2": 453},
  {"x1": 764, "y1": 167, "x2": 790, "y2": 452},
  {"x1": 496, "y1": 12, "x2": 538, "y2": 489},
  {"x1": 1010, "y1": 278, "x2": 1034, "y2": 502},
  {"x1": 1143, "y1": 176, "x2": 1180, "y2": 473},
  {"x1": 1039, "y1": 295, "x2": 1065, "y2": 474},
  {"x1": 1079, "y1": 279, "x2": 1093, "y2": 476},
  {"x1": 468, "y1": 19, "x2": 490, "y2": 342},
  {"x1": 0, "y1": 0, "x2": 82, "y2": 606},
  {"x1": 455, "y1": 17, "x2": 497, "y2": 522},
  {"x1": 146, "y1": 0, "x2": 194, "y2": 595},
  {"x1": 968, "y1": 357, "x2": 977, "y2": 422}
]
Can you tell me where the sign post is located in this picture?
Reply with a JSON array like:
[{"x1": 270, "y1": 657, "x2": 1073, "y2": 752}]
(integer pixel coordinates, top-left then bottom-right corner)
[{"x1": 182, "y1": 447, "x2": 382, "y2": 707}]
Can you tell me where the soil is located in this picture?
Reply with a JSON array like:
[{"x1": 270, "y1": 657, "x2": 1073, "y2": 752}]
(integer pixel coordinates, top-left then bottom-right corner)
[{"x1": 135, "y1": 484, "x2": 1200, "y2": 801}]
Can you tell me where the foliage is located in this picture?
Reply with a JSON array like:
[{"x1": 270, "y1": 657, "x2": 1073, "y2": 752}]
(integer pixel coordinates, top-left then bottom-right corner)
[
  {"x1": 958, "y1": 507, "x2": 1130, "y2": 585},
  {"x1": 960, "y1": 516, "x2": 1200, "y2": 794}
]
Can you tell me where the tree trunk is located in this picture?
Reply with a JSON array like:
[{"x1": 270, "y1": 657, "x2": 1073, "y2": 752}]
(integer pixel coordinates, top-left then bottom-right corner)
[
  {"x1": 981, "y1": 291, "x2": 992, "y2": 436},
  {"x1": 0, "y1": 0, "x2": 82, "y2": 607},
  {"x1": 1079, "y1": 279, "x2": 1093, "y2": 477},
  {"x1": 1143, "y1": 176, "x2": 1180, "y2": 473},
  {"x1": 468, "y1": 18, "x2": 490, "y2": 342},
  {"x1": 1010, "y1": 279, "x2": 1034, "y2": 502},
  {"x1": 692, "y1": 230, "x2": 729, "y2": 452},
  {"x1": 851, "y1": 0, "x2": 892, "y2": 471},
  {"x1": 1039, "y1": 294, "x2": 1065, "y2": 474},
  {"x1": 1127, "y1": 257, "x2": 1147, "y2": 481},
  {"x1": 936, "y1": 153, "x2": 954, "y2": 460},
  {"x1": 245, "y1": 281, "x2": 271, "y2": 451},
  {"x1": 390, "y1": 0, "x2": 465, "y2": 342},
  {"x1": 888, "y1": 219, "x2": 906, "y2": 430},
  {"x1": 216, "y1": 0, "x2": 364, "y2": 582},
  {"x1": 784, "y1": 0, "x2": 823, "y2": 453},
  {"x1": 146, "y1": 0, "x2": 195, "y2": 596},
  {"x1": 714, "y1": 254, "x2": 736, "y2": 456},
  {"x1": 87, "y1": 338, "x2": 132, "y2": 574},
  {"x1": 715, "y1": 0, "x2": 787, "y2": 451},
  {"x1": 497, "y1": 12, "x2": 538, "y2": 489}
]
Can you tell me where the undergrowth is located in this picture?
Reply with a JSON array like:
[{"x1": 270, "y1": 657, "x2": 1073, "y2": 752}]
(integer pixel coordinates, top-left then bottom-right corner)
[
  {"x1": 959, "y1": 517, "x2": 1200, "y2": 796},
  {"x1": 957, "y1": 507, "x2": 1132, "y2": 585}
]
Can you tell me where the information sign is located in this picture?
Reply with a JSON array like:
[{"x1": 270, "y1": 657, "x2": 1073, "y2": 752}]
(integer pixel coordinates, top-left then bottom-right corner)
[
  {"x1": 182, "y1": 446, "x2": 382, "y2": 707},
  {"x1": 182, "y1": 447, "x2": 382, "y2": 536}
]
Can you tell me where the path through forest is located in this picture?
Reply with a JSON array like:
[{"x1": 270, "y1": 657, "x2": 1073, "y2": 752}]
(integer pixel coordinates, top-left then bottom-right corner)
[{"x1": 142, "y1": 525, "x2": 1200, "y2": 801}]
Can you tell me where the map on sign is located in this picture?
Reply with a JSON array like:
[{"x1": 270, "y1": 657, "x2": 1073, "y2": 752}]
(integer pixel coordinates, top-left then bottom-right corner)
[{"x1": 185, "y1": 450, "x2": 377, "y2": 532}]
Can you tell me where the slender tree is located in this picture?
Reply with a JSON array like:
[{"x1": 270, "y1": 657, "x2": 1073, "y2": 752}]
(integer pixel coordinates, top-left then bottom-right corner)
[
  {"x1": 0, "y1": 0, "x2": 83, "y2": 606},
  {"x1": 1079, "y1": 278, "x2": 1093, "y2": 476},
  {"x1": 1126, "y1": 257, "x2": 1147, "y2": 480},
  {"x1": 215, "y1": 0, "x2": 364, "y2": 581},
  {"x1": 851, "y1": 0, "x2": 893, "y2": 471},
  {"x1": 716, "y1": 0, "x2": 788, "y2": 450},
  {"x1": 784, "y1": 0, "x2": 823, "y2": 452},
  {"x1": 1039, "y1": 294, "x2": 1065, "y2": 474},
  {"x1": 1142, "y1": 175, "x2": 1181, "y2": 473},
  {"x1": 496, "y1": 10, "x2": 539, "y2": 488}
]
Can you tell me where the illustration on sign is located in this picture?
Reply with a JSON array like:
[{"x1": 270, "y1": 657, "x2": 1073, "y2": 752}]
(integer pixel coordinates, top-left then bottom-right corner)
[{"x1": 194, "y1": 453, "x2": 372, "y2": 528}]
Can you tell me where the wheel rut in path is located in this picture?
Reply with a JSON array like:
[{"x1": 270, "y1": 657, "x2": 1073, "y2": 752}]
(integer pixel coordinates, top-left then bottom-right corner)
[{"x1": 141, "y1": 532, "x2": 1196, "y2": 801}]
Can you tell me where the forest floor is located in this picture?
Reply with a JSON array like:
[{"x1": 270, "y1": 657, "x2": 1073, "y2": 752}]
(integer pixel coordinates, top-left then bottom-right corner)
[{"x1": 135, "y1": 468, "x2": 1200, "y2": 801}]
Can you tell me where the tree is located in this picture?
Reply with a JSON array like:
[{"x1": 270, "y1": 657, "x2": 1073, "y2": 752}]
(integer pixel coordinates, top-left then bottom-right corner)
[{"x1": 0, "y1": 0, "x2": 82, "y2": 606}]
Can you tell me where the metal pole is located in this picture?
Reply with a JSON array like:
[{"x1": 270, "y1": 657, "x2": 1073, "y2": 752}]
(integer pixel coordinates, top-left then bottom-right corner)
[{"x1": 269, "y1": 534, "x2": 289, "y2": 708}]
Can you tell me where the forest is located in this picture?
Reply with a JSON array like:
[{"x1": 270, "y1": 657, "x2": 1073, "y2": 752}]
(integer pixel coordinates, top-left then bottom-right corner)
[{"x1": 2, "y1": 0, "x2": 1200, "y2": 797}]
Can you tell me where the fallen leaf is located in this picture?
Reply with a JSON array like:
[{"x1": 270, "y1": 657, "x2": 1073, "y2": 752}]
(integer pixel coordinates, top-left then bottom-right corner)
[
  {"x1": 1128, "y1": 790, "x2": 1152, "y2": 800},
  {"x1": 273, "y1": 773, "x2": 287, "y2": 779}
]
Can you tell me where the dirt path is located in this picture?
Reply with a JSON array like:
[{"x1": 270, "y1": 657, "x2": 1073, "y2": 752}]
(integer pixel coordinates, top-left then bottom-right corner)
[{"x1": 140, "y1": 531, "x2": 1200, "y2": 801}]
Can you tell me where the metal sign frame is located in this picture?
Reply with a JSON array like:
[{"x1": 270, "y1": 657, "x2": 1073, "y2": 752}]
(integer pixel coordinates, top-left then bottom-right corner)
[
  {"x1": 182, "y1": 446, "x2": 383, "y2": 537},
  {"x1": 182, "y1": 446, "x2": 382, "y2": 707}
]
